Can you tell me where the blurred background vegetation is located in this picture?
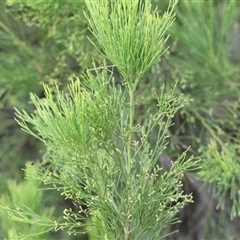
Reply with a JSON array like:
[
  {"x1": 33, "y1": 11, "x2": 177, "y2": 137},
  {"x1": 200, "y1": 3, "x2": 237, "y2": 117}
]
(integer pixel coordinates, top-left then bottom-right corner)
[{"x1": 1, "y1": 0, "x2": 240, "y2": 239}]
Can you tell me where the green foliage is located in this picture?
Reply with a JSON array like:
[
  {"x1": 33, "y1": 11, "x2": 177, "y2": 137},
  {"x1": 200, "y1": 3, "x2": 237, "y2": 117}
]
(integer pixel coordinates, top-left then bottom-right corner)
[
  {"x1": 169, "y1": 0, "x2": 240, "y2": 146},
  {"x1": 1, "y1": 0, "x2": 240, "y2": 239},
  {"x1": 0, "y1": 2, "x2": 43, "y2": 178},
  {"x1": 0, "y1": 52, "x2": 41, "y2": 108},
  {"x1": 6, "y1": 0, "x2": 102, "y2": 70},
  {"x1": 170, "y1": 0, "x2": 240, "y2": 80},
  {"x1": 199, "y1": 141, "x2": 240, "y2": 220},
  {"x1": 13, "y1": 68, "x2": 196, "y2": 239},
  {"x1": 15, "y1": 70, "x2": 121, "y2": 150},
  {"x1": 163, "y1": 0, "x2": 240, "y2": 235},
  {"x1": 85, "y1": 0, "x2": 176, "y2": 90},
  {"x1": 0, "y1": 164, "x2": 55, "y2": 240},
  {"x1": 1, "y1": 0, "x2": 198, "y2": 239},
  {"x1": 169, "y1": 0, "x2": 240, "y2": 209},
  {"x1": 0, "y1": 0, "x2": 102, "y2": 182}
]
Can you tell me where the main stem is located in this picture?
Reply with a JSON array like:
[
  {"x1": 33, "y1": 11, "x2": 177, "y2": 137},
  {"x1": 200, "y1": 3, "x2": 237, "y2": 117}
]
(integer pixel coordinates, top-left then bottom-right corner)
[
  {"x1": 127, "y1": 87, "x2": 134, "y2": 173},
  {"x1": 125, "y1": 86, "x2": 135, "y2": 240}
]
